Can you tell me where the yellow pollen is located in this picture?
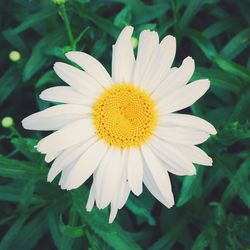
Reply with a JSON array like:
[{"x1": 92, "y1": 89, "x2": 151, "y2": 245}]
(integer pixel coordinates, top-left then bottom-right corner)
[{"x1": 92, "y1": 83, "x2": 158, "y2": 148}]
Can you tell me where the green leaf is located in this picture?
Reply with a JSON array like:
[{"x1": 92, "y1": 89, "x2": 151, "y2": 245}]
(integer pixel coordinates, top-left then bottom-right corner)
[
  {"x1": 177, "y1": 167, "x2": 204, "y2": 207},
  {"x1": 116, "y1": 0, "x2": 170, "y2": 24},
  {"x1": 59, "y1": 214, "x2": 85, "y2": 238},
  {"x1": 71, "y1": 188, "x2": 141, "y2": 250},
  {"x1": 222, "y1": 157, "x2": 250, "y2": 207},
  {"x1": 180, "y1": 0, "x2": 219, "y2": 28},
  {"x1": 72, "y1": 4, "x2": 120, "y2": 38},
  {"x1": 217, "y1": 122, "x2": 250, "y2": 146},
  {"x1": 126, "y1": 196, "x2": 156, "y2": 226},
  {"x1": 0, "y1": 184, "x2": 42, "y2": 204},
  {"x1": 23, "y1": 30, "x2": 65, "y2": 81},
  {"x1": 2, "y1": 29, "x2": 28, "y2": 54},
  {"x1": 10, "y1": 210, "x2": 48, "y2": 250},
  {"x1": 184, "y1": 29, "x2": 217, "y2": 60},
  {"x1": 48, "y1": 212, "x2": 74, "y2": 250},
  {"x1": 0, "y1": 215, "x2": 28, "y2": 250},
  {"x1": 0, "y1": 66, "x2": 20, "y2": 104},
  {"x1": 191, "y1": 226, "x2": 217, "y2": 250},
  {"x1": 220, "y1": 28, "x2": 250, "y2": 60},
  {"x1": 209, "y1": 202, "x2": 225, "y2": 226},
  {"x1": 114, "y1": 5, "x2": 132, "y2": 28},
  {"x1": 11, "y1": 137, "x2": 39, "y2": 160},
  {"x1": 193, "y1": 67, "x2": 242, "y2": 93},
  {"x1": 35, "y1": 70, "x2": 59, "y2": 88},
  {"x1": 149, "y1": 218, "x2": 187, "y2": 250},
  {"x1": 214, "y1": 56, "x2": 250, "y2": 81},
  {"x1": 203, "y1": 17, "x2": 238, "y2": 39},
  {"x1": 13, "y1": 8, "x2": 56, "y2": 34},
  {"x1": 0, "y1": 155, "x2": 46, "y2": 180}
]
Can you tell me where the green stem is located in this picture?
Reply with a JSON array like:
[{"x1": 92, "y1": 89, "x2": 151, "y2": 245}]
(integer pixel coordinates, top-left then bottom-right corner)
[{"x1": 60, "y1": 4, "x2": 74, "y2": 48}]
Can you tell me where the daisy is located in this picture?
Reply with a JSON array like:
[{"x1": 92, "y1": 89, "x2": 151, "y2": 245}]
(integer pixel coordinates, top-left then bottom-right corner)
[{"x1": 22, "y1": 26, "x2": 216, "y2": 223}]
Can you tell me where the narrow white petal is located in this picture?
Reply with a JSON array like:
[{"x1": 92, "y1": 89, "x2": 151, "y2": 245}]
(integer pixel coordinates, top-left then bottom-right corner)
[
  {"x1": 111, "y1": 149, "x2": 130, "y2": 209},
  {"x1": 177, "y1": 144, "x2": 213, "y2": 166},
  {"x1": 36, "y1": 118, "x2": 95, "y2": 153},
  {"x1": 152, "y1": 57, "x2": 195, "y2": 100},
  {"x1": 160, "y1": 113, "x2": 217, "y2": 135},
  {"x1": 95, "y1": 148, "x2": 123, "y2": 209},
  {"x1": 40, "y1": 86, "x2": 94, "y2": 105},
  {"x1": 158, "y1": 79, "x2": 210, "y2": 115},
  {"x1": 109, "y1": 206, "x2": 118, "y2": 224},
  {"x1": 141, "y1": 144, "x2": 174, "y2": 208},
  {"x1": 94, "y1": 148, "x2": 113, "y2": 208},
  {"x1": 112, "y1": 26, "x2": 135, "y2": 83},
  {"x1": 86, "y1": 183, "x2": 95, "y2": 212},
  {"x1": 140, "y1": 35, "x2": 176, "y2": 93},
  {"x1": 54, "y1": 62, "x2": 102, "y2": 97},
  {"x1": 65, "y1": 140, "x2": 108, "y2": 189},
  {"x1": 127, "y1": 148, "x2": 143, "y2": 196},
  {"x1": 133, "y1": 30, "x2": 159, "y2": 87},
  {"x1": 155, "y1": 126, "x2": 209, "y2": 145},
  {"x1": 45, "y1": 151, "x2": 61, "y2": 163},
  {"x1": 59, "y1": 163, "x2": 74, "y2": 190},
  {"x1": 47, "y1": 137, "x2": 96, "y2": 182},
  {"x1": 22, "y1": 104, "x2": 91, "y2": 131},
  {"x1": 149, "y1": 136, "x2": 196, "y2": 175},
  {"x1": 66, "y1": 51, "x2": 113, "y2": 88}
]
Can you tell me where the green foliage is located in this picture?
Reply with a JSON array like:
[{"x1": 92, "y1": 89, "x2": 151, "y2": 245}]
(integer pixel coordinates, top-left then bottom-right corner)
[{"x1": 0, "y1": 0, "x2": 250, "y2": 249}]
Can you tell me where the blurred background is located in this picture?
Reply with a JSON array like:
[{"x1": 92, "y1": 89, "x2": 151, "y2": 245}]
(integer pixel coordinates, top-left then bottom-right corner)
[{"x1": 0, "y1": 0, "x2": 250, "y2": 249}]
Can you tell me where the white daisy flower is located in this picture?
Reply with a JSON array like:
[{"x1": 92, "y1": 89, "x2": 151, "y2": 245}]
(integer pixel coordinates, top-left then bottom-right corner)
[{"x1": 22, "y1": 26, "x2": 216, "y2": 223}]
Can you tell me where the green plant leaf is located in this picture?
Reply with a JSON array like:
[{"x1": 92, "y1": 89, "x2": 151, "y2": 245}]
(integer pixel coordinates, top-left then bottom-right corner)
[
  {"x1": 0, "y1": 155, "x2": 46, "y2": 180},
  {"x1": 71, "y1": 188, "x2": 142, "y2": 250},
  {"x1": 0, "y1": 66, "x2": 20, "y2": 104},
  {"x1": 191, "y1": 226, "x2": 217, "y2": 250},
  {"x1": 177, "y1": 167, "x2": 204, "y2": 207},
  {"x1": 220, "y1": 28, "x2": 250, "y2": 60},
  {"x1": 126, "y1": 196, "x2": 156, "y2": 226},
  {"x1": 222, "y1": 157, "x2": 250, "y2": 207}
]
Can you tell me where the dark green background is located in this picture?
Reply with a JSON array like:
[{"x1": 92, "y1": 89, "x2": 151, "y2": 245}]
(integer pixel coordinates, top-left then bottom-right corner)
[{"x1": 0, "y1": 0, "x2": 250, "y2": 249}]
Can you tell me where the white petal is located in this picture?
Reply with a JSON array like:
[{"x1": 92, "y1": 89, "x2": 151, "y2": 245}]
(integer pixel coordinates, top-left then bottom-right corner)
[
  {"x1": 47, "y1": 137, "x2": 96, "y2": 182},
  {"x1": 140, "y1": 35, "x2": 176, "y2": 93},
  {"x1": 152, "y1": 57, "x2": 195, "y2": 100},
  {"x1": 54, "y1": 62, "x2": 103, "y2": 98},
  {"x1": 112, "y1": 26, "x2": 135, "y2": 83},
  {"x1": 95, "y1": 148, "x2": 123, "y2": 209},
  {"x1": 86, "y1": 183, "x2": 95, "y2": 212},
  {"x1": 65, "y1": 140, "x2": 108, "y2": 189},
  {"x1": 59, "y1": 163, "x2": 74, "y2": 190},
  {"x1": 160, "y1": 113, "x2": 217, "y2": 135},
  {"x1": 45, "y1": 151, "x2": 61, "y2": 163},
  {"x1": 65, "y1": 51, "x2": 113, "y2": 88},
  {"x1": 109, "y1": 206, "x2": 118, "y2": 224},
  {"x1": 177, "y1": 144, "x2": 213, "y2": 166},
  {"x1": 36, "y1": 118, "x2": 95, "y2": 153},
  {"x1": 141, "y1": 144, "x2": 174, "y2": 208},
  {"x1": 157, "y1": 79, "x2": 210, "y2": 115},
  {"x1": 108, "y1": 151, "x2": 130, "y2": 223},
  {"x1": 133, "y1": 30, "x2": 159, "y2": 87},
  {"x1": 155, "y1": 126, "x2": 209, "y2": 145},
  {"x1": 112, "y1": 149, "x2": 130, "y2": 209},
  {"x1": 40, "y1": 86, "x2": 94, "y2": 105},
  {"x1": 127, "y1": 148, "x2": 143, "y2": 196},
  {"x1": 22, "y1": 104, "x2": 91, "y2": 131},
  {"x1": 149, "y1": 136, "x2": 196, "y2": 175}
]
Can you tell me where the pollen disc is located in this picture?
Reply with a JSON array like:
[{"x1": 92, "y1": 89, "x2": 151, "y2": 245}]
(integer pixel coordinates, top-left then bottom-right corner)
[{"x1": 92, "y1": 83, "x2": 157, "y2": 148}]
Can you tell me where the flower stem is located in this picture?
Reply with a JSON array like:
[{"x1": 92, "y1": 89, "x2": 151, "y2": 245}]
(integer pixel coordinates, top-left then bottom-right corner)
[{"x1": 60, "y1": 4, "x2": 75, "y2": 49}]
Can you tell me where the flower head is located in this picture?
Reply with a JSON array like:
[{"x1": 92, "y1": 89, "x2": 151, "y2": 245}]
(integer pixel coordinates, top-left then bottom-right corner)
[
  {"x1": 9, "y1": 50, "x2": 21, "y2": 62},
  {"x1": 22, "y1": 26, "x2": 216, "y2": 223},
  {"x1": 2, "y1": 116, "x2": 14, "y2": 128}
]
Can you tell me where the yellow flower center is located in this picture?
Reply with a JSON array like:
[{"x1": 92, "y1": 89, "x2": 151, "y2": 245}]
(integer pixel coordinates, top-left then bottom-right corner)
[{"x1": 92, "y1": 83, "x2": 158, "y2": 148}]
